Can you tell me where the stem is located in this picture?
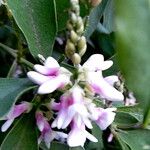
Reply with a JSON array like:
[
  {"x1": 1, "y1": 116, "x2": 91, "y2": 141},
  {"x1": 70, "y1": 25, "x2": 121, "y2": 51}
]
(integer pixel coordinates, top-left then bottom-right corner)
[
  {"x1": 143, "y1": 108, "x2": 150, "y2": 128},
  {"x1": 0, "y1": 43, "x2": 34, "y2": 68}
]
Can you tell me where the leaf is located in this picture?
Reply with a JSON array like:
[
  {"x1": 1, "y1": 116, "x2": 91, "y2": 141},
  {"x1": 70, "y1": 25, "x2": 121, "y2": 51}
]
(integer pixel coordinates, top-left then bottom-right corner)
[
  {"x1": 55, "y1": 0, "x2": 69, "y2": 31},
  {"x1": 0, "y1": 78, "x2": 34, "y2": 118},
  {"x1": 117, "y1": 105, "x2": 143, "y2": 122},
  {"x1": 118, "y1": 129, "x2": 150, "y2": 150},
  {"x1": 51, "y1": 142, "x2": 69, "y2": 150},
  {"x1": 0, "y1": 113, "x2": 38, "y2": 150},
  {"x1": 114, "y1": 112, "x2": 139, "y2": 128},
  {"x1": 84, "y1": 0, "x2": 109, "y2": 39},
  {"x1": 103, "y1": 0, "x2": 115, "y2": 33},
  {"x1": 69, "y1": 147, "x2": 84, "y2": 150},
  {"x1": 7, "y1": 0, "x2": 57, "y2": 57},
  {"x1": 115, "y1": 0, "x2": 150, "y2": 123}
]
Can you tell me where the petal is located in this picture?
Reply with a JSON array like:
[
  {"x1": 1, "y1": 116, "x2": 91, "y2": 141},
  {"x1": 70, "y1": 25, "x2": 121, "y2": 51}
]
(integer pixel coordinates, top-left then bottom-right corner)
[
  {"x1": 27, "y1": 71, "x2": 50, "y2": 85},
  {"x1": 96, "y1": 108, "x2": 116, "y2": 130},
  {"x1": 38, "y1": 75, "x2": 70, "y2": 94},
  {"x1": 83, "y1": 54, "x2": 104, "y2": 71},
  {"x1": 88, "y1": 72, "x2": 124, "y2": 101},
  {"x1": 104, "y1": 75, "x2": 119, "y2": 86},
  {"x1": 72, "y1": 86, "x2": 83, "y2": 103},
  {"x1": 44, "y1": 57, "x2": 59, "y2": 68},
  {"x1": 82, "y1": 117, "x2": 93, "y2": 129},
  {"x1": 34, "y1": 65, "x2": 58, "y2": 75},
  {"x1": 100, "y1": 60, "x2": 113, "y2": 70},
  {"x1": 1, "y1": 119, "x2": 14, "y2": 132},
  {"x1": 85, "y1": 130, "x2": 98, "y2": 142},
  {"x1": 67, "y1": 125, "x2": 86, "y2": 147}
]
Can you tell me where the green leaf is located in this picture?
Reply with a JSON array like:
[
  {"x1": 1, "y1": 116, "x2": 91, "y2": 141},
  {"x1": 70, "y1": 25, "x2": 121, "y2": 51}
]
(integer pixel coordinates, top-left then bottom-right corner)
[
  {"x1": 69, "y1": 147, "x2": 84, "y2": 150},
  {"x1": 118, "y1": 129, "x2": 150, "y2": 150},
  {"x1": 115, "y1": 0, "x2": 150, "y2": 125},
  {"x1": 7, "y1": 0, "x2": 57, "y2": 57},
  {"x1": 51, "y1": 142, "x2": 69, "y2": 150},
  {"x1": 55, "y1": 0, "x2": 69, "y2": 31},
  {"x1": 0, "y1": 113, "x2": 38, "y2": 150},
  {"x1": 114, "y1": 112, "x2": 139, "y2": 128},
  {"x1": 84, "y1": 0, "x2": 109, "y2": 39},
  {"x1": 0, "y1": 78, "x2": 34, "y2": 118}
]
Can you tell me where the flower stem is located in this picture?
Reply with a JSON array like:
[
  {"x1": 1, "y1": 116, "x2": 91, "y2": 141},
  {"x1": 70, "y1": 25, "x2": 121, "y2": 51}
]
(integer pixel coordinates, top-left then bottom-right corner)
[
  {"x1": 143, "y1": 108, "x2": 150, "y2": 128},
  {"x1": 0, "y1": 43, "x2": 34, "y2": 68}
]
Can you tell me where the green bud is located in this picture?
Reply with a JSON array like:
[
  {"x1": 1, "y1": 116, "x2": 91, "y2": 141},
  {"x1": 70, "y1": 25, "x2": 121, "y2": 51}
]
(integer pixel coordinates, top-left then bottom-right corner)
[
  {"x1": 79, "y1": 44, "x2": 87, "y2": 56},
  {"x1": 70, "y1": 30, "x2": 79, "y2": 43},
  {"x1": 71, "y1": 53, "x2": 81, "y2": 65},
  {"x1": 78, "y1": 36, "x2": 86, "y2": 50},
  {"x1": 76, "y1": 24, "x2": 84, "y2": 35},
  {"x1": 76, "y1": 17, "x2": 83, "y2": 29},
  {"x1": 67, "y1": 21, "x2": 73, "y2": 30},
  {"x1": 65, "y1": 40, "x2": 76, "y2": 58},
  {"x1": 71, "y1": 12, "x2": 77, "y2": 24}
]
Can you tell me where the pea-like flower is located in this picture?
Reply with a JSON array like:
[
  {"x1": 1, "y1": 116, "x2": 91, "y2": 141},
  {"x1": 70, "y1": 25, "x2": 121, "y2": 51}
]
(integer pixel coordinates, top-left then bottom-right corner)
[
  {"x1": 51, "y1": 86, "x2": 92, "y2": 130},
  {"x1": 27, "y1": 56, "x2": 72, "y2": 94},
  {"x1": 35, "y1": 111, "x2": 67, "y2": 149},
  {"x1": 82, "y1": 54, "x2": 124, "y2": 101},
  {"x1": 1, "y1": 102, "x2": 32, "y2": 132}
]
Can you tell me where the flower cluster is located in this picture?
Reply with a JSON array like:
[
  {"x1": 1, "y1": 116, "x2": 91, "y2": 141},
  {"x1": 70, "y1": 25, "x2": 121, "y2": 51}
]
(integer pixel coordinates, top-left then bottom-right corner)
[{"x1": 1, "y1": 54, "x2": 124, "y2": 148}]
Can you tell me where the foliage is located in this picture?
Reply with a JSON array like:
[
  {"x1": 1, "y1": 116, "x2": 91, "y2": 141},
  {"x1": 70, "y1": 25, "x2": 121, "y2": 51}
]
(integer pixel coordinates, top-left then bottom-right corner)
[{"x1": 0, "y1": 0, "x2": 150, "y2": 150}]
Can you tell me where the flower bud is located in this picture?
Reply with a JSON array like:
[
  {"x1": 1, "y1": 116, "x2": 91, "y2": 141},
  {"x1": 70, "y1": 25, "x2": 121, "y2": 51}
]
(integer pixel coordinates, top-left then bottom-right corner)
[
  {"x1": 71, "y1": 12, "x2": 77, "y2": 24},
  {"x1": 79, "y1": 44, "x2": 87, "y2": 56},
  {"x1": 70, "y1": 30, "x2": 79, "y2": 43},
  {"x1": 65, "y1": 40, "x2": 76, "y2": 58},
  {"x1": 76, "y1": 24, "x2": 84, "y2": 35},
  {"x1": 76, "y1": 17, "x2": 83, "y2": 29},
  {"x1": 71, "y1": 53, "x2": 81, "y2": 65},
  {"x1": 67, "y1": 21, "x2": 73, "y2": 30},
  {"x1": 78, "y1": 36, "x2": 86, "y2": 50}
]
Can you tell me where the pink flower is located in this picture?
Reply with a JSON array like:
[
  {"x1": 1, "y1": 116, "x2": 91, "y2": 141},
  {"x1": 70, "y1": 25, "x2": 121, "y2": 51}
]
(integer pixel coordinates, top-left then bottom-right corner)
[
  {"x1": 27, "y1": 56, "x2": 71, "y2": 94},
  {"x1": 67, "y1": 120, "x2": 98, "y2": 147},
  {"x1": 89, "y1": 106, "x2": 117, "y2": 130},
  {"x1": 35, "y1": 111, "x2": 67, "y2": 149},
  {"x1": 1, "y1": 102, "x2": 32, "y2": 132},
  {"x1": 82, "y1": 54, "x2": 124, "y2": 101},
  {"x1": 51, "y1": 86, "x2": 92, "y2": 130}
]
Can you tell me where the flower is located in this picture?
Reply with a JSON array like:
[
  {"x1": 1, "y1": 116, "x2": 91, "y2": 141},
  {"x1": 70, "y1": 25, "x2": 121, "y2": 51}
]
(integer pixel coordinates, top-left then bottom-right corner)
[
  {"x1": 81, "y1": 54, "x2": 124, "y2": 101},
  {"x1": 67, "y1": 120, "x2": 98, "y2": 147},
  {"x1": 27, "y1": 56, "x2": 72, "y2": 94},
  {"x1": 86, "y1": 99, "x2": 117, "y2": 130},
  {"x1": 35, "y1": 111, "x2": 67, "y2": 149},
  {"x1": 51, "y1": 86, "x2": 92, "y2": 130},
  {"x1": 1, "y1": 102, "x2": 32, "y2": 132}
]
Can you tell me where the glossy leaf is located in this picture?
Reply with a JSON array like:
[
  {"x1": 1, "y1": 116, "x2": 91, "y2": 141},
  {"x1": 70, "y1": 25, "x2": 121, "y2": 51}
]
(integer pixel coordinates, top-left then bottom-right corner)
[
  {"x1": 84, "y1": 0, "x2": 109, "y2": 39},
  {"x1": 0, "y1": 78, "x2": 34, "y2": 118},
  {"x1": 7, "y1": 0, "x2": 57, "y2": 57},
  {"x1": 118, "y1": 129, "x2": 150, "y2": 150},
  {"x1": 115, "y1": 0, "x2": 150, "y2": 123},
  {"x1": 0, "y1": 113, "x2": 38, "y2": 150}
]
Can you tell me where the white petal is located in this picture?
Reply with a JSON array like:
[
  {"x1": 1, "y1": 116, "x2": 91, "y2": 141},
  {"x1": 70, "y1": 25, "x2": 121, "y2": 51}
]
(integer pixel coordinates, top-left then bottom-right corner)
[
  {"x1": 104, "y1": 75, "x2": 119, "y2": 86},
  {"x1": 83, "y1": 54, "x2": 104, "y2": 71},
  {"x1": 82, "y1": 117, "x2": 93, "y2": 129},
  {"x1": 38, "y1": 74, "x2": 70, "y2": 94},
  {"x1": 34, "y1": 65, "x2": 58, "y2": 75},
  {"x1": 72, "y1": 86, "x2": 83, "y2": 103},
  {"x1": 1, "y1": 119, "x2": 14, "y2": 132},
  {"x1": 44, "y1": 57, "x2": 59, "y2": 68},
  {"x1": 85, "y1": 130, "x2": 98, "y2": 142},
  {"x1": 100, "y1": 60, "x2": 113, "y2": 70},
  {"x1": 89, "y1": 72, "x2": 124, "y2": 101},
  {"x1": 67, "y1": 127, "x2": 86, "y2": 147},
  {"x1": 27, "y1": 71, "x2": 50, "y2": 85}
]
